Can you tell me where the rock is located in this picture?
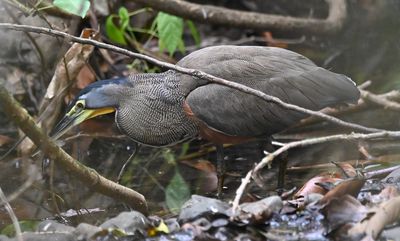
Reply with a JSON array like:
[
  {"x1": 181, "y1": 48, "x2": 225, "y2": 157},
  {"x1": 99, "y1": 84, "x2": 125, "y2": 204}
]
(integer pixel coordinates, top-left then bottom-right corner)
[
  {"x1": 20, "y1": 232, "x2": 75, "y2": 241},
  {"x1": 100, "y1": 211, "x2": 149, "y2": 234},
  {"x1": 233, "y1": 196, "x2": 283, "y2": 224},
  {"x1": 37, "y1": 220, "x2": 75, "y2": 233},
  {"x1": 0, "y1": 235, "x2": 12, "y2": 241},
  {"x1": 74, "y1": 223, "x2": 102, "y2": 240},
  {"x1": 178, "y1": 195, "x2": 230, "y2": 223}
]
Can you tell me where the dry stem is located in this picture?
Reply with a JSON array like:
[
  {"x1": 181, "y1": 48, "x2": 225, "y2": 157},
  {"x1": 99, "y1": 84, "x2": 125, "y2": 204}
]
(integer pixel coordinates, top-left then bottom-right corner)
[{"x1": 0, "y1": 85, "x2": 148, "y2": 214}]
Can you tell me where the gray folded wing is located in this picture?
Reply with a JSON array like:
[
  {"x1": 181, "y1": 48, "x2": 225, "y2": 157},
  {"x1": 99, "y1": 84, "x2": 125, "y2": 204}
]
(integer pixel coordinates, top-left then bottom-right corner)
[{"x1": 178, "y1": 46, "x2": 359, "y2": 136}]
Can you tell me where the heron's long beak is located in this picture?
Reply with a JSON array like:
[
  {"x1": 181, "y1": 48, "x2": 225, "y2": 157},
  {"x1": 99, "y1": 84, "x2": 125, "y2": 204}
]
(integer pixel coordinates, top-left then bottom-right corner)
[{"x1": 51, "y1": 106, "x2": 115, "y2": 140}]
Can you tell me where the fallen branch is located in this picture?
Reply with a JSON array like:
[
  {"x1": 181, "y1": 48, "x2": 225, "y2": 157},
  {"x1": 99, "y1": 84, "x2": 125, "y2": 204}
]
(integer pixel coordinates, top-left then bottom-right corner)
[
  {"x1": 231, "y1": 131, "x2": 400, "y2": 212},
  {"x1": 231, "y1": 167, "x2": 253, "y2": 214},
  {"x1": 255, "y1": 132, "x2": 400, "y2": 172},
  {"x1": 288, "y1": 89, "x2": 400, "y2": 130},
  {"x1": 361, "y1": 90, "x2": 400, "y2": 111},
  {"x1": 0, "y1": 85, "x2": 148, "y2": 214},
  {"x1": 365, "y1": 165, "x2": 400, "y2": 179},
  {"x1": 0, "y1": 187, "x2": 22, "y2": 241},
  {"x1": 129, "y1": 0, "x2": 347, "y2": 34},
  {"x1": 0, "y1": 23, "x2": 382, "y2": 134}
]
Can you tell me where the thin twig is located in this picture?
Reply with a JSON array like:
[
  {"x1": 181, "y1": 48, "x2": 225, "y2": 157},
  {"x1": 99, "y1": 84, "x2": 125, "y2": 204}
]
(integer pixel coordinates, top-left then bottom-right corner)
[
  {"x1": 231, "y1": 168, "x2": 253, "y2": 216},
  {"x1": 365, "y1": 165, "x2": 400, "y2": 179},
  {"x1": 361, "y1": 90, "x2": 400, "y2": 111},
  {"x1": 0, "y1": 85, "x2": 148, "y2": 214},
  {"x1": 254, "y1": 131, "x2": 400, "y2": 173},
  {"x1": 117, "y1": 143, "x2": 140, "y2": 183},
  {"x1": 0, "y1": 23, "x2": 383, "y2": 134},
  {"x1": 232, "y1": 131, "x2": 400, "y2": 206},
  {"x1": 0, "y1": 187, "x2": 23, "y2": 241}
]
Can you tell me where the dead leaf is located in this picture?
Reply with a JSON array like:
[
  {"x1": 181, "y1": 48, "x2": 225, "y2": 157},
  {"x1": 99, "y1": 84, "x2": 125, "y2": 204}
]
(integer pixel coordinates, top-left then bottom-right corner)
[
  {"x1": 181, "y1": 160, "x2": 217, "y2": 193},
  {"x1": 320, "y1": 178, "x2": 365, "y2": 205},
  {"x1": 76, "y1": 65, "x2": 96, "y2": 90},
  {"x1": 336, "y1": 162, "x2": 358, "y2": 178},
  {"x1": 294, "y1": 175, "x2": 342, "y2": 198},
  {"x1": 379, "y1": 185, "x2": 399, "y2": 200},
  {"x1": 322, "y1": 195, "x2": 368, "y2": 232},
  {"x1": 262, "y1": 32, "x2": 289, "y2": 48},
  {"x1": 18, "y1": 29, "x2": 99, "y2": 155},
  {"x1": 38, "y1": 28, "x2": 100, "y2": 135},
  {"x1": 181, "y1": 160, "x2": 216, "y2": 173},
  {"x1": 348, "y1": 196, "x2": 400, "y2": 240},
  {"x1": 0, "y1": 134, "x2": 13, "y2": 147}
]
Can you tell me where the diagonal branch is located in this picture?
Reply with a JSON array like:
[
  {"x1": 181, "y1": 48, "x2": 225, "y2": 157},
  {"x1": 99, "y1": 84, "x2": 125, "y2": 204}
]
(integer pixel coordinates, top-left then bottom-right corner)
[
  {"x1": 129, "y1": 0, "x2": 347, "y2": 34},
  {"x1": 361, "y1": 90, "x2": 400, "y2": 111},
  {"x1": 0, "y1": 23, "x2": 383, "y2": 134},
  {"x1": 0, "y1": 85, "x2": 148, "y2": 214},
  {"x1": 231, "y1": 131, "x2": 400, "y2": 213}
]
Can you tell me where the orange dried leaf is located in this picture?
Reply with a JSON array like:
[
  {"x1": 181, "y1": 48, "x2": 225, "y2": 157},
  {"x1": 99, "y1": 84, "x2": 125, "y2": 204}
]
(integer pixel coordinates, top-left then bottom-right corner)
[
  {"x1": 0, "y1": 134, "x2": 13, "y2": 146},
  {"x1": 76, "y1": 65, "x2": 96, "y2": 89},
  {"x1": 320, "y1": 178, "x2": 365, "y2": 205},
  {"x1": 294, "y1": 175, "x2": 342, "y2": 198},
  {"x1": 348, "y1": 196, "x2": 400, "y2": 240}
]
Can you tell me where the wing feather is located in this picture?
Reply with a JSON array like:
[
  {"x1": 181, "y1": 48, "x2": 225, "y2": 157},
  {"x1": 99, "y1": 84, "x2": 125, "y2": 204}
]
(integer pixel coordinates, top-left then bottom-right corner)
[{"x1": 178, "y1": 46, "x2": 359, "y2": 136}]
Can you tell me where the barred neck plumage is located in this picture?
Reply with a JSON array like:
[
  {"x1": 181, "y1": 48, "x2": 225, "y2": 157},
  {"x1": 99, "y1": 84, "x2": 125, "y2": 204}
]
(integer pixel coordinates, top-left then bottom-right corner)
[{"x1": 114, "y1": 71, "x2": 199, "y2": 146}]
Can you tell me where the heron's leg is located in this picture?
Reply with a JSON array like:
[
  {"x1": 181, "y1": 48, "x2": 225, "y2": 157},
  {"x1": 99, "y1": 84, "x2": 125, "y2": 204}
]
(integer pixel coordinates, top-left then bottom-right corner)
[
  {"x1": 262, "y1": 138, "x2": 287, "y2": 190},
  {"x1": 117, "y1": 143, "x2": 141, "y2": 183},
  {"x1": 216, "y1": 144, "x2": 225, "y2": 198},
  {"x1": 277, "y1": 153, "x2": 288, "y2": 190}
]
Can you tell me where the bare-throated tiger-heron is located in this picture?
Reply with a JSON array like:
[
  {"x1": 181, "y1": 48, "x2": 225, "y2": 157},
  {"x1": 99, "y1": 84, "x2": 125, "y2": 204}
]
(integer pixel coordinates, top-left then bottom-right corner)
[{"x1": 52, "y1": 45, "x2": 360, "y2": 195}]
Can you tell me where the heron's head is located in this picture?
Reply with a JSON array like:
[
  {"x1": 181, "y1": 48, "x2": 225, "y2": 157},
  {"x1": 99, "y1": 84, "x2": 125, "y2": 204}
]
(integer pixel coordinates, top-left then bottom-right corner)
[{"x1": 51, "y1": 78, "x2": 128, "y2": 140}]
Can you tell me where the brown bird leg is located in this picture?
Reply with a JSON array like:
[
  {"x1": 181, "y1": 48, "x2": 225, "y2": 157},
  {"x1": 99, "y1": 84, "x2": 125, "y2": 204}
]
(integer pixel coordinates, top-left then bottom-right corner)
[
  {"x1": 216, "y1": 144, "x2": 225, "y2": 198},
  {"x1": 262, "y1": 138, "x2": 287, "y2": 191},
  {"x1": 277, "y1": 152, "x2": 288, "y2": 190}
]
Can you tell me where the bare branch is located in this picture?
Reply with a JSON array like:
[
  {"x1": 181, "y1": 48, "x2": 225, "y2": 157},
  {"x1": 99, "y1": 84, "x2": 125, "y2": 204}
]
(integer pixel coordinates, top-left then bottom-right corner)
[
  {"x1": 361, "y1": 90, "x2": 400, "y2": 111},
  {"x1": 0, "y1": 85, "x2": 148, "y2": 214},
  {"x1": 365, "y1": 165, "x2": 400, "y2": 179},
  {"x1": 231, "y1": 168, "x2": 253, "y2": 215},
  {"x1": 129, "y1": 0, "x2": 347, "y2": 34},
  {"x1": 231, "y1": 131, "x2": 400, "y2": 212},
  {"x1": 0, "y1": 187, "x2": 22, "y2": 241},
  {"x1": 255, "y1": 131, "x2": 400, "y2": 173},
  {"x1": 0, "y1": 23, "x2": 383, "y2": 134}
]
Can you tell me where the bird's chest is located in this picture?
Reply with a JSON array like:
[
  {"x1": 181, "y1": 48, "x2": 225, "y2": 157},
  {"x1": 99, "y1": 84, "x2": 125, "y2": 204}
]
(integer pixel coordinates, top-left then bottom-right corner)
[{"x1": 115, "y1": 88, "x2": 198, "y2": 146}]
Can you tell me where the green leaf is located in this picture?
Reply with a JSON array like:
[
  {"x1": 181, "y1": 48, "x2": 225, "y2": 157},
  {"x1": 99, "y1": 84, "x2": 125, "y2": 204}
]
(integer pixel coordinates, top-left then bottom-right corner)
[
  {"x1": 1, "y1": 220, "x2": 39, "y2": 237},
  {"x1": 162, "y1": 148, "x2": 176, "y2": 165},
  {"x1": 155, "y1": 12, "x2": 184, "y2": 56},
  {"x1": 105, "y1": 16, "x2": 127, "y2": 45},
  {"x1": 53, "y1": 0, "x2": 90, "y2": 18},
  {"x1": 177, "y1": 38, "x2": 186, "y2": 54},
  {"x1": 179, "y1": 142, "x2": 190, "y2": 157},
  {"x1": 186, "y1": 20, "x2": 201, "y2": 46},
  {"x1": 118, "y1": 7, "x2": 130, "y2": 31},
  {"x1": 165, "y1": 169, "x2": 190, "y2": 214}
]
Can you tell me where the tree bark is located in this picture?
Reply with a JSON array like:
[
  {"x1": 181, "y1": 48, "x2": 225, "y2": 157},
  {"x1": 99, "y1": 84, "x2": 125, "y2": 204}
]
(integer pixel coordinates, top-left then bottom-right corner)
[
  {"x1": 0, "y1": 84, "x2": 148, "y2": 214},
  {"x1": 129, "y1": 0, "x2": 347, "y2": 34}
]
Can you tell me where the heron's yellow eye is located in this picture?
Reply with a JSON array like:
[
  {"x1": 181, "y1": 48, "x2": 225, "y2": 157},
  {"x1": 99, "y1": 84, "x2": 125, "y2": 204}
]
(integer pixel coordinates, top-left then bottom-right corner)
[
  {"x1": 76, "y1": 101, "x2": 85, "y2": 109},
  {"x1": 66, "y1": 100, "x2": 86, "y2": 117}
]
